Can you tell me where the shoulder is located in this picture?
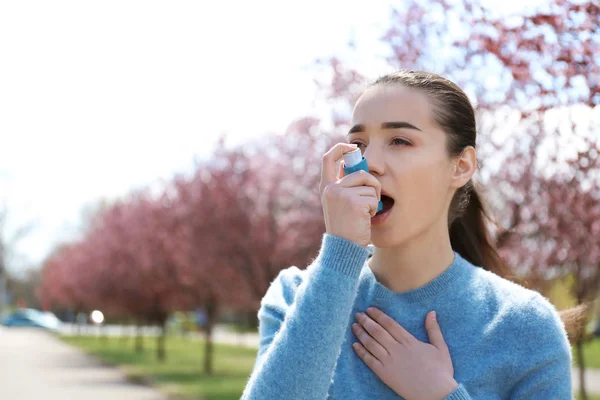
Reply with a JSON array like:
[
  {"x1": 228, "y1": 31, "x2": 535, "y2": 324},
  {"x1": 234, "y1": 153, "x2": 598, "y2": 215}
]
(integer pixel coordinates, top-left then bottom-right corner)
[
  {"x1": 253, "y1": 266, "x2": 307, "y2": 360},
  {"x1": 507, "y1": 291, "x2": 570, "y2": 352},
  {"x1": 464, "y1": 260, "x2": 570, "y2": 356},
  {"x1": 259, "y1": 266, "x2": 307, "y2": 314},
  {"x1": 498, "y1": 290, "x2": 572, "y2": 386},
  {"x1": 467, "y1": 261, "x2": 539, "y2": 304},
  {"x1": 461, "y1": 255, "x2": 551, "y2": 315}
]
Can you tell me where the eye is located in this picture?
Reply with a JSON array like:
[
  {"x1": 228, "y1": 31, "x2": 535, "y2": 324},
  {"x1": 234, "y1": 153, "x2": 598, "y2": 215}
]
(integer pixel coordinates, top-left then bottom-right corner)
[
  {"x1": 350, "y1": 141, "x2": 366, "y2": 149},
  {"x1": 391, "y1": 138, "x2": 411, "y2": 146}
]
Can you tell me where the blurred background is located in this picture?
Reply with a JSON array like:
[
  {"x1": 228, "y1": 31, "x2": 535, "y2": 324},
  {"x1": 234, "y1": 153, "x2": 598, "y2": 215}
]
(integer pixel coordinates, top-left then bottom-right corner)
[{"x1": 1, "y1": 0, "x2": 599, "y2": 399}]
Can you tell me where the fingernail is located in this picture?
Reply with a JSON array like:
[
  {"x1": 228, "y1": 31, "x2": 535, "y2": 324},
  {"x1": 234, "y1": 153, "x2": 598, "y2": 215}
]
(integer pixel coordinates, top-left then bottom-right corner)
[{"x1": 431, "y1": 311, "x2": 437, "y2": 321}]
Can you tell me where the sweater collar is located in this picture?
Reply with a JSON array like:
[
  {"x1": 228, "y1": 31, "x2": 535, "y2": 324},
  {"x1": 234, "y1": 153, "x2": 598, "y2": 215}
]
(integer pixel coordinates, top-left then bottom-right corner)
[{"x1": 362, "y1": 247, "x2": 467, "y2": 303}]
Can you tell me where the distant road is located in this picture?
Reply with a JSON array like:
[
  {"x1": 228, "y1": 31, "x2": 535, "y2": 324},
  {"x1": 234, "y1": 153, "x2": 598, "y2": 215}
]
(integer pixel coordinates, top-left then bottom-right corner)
[{"x1": 0, "y1": 326, "x2": 167, "y2": 400}]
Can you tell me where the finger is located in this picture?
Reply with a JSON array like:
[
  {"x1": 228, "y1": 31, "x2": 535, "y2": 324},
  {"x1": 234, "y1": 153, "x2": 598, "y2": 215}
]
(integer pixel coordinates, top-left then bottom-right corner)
[
  {"x1": 340, "y1": 188, "x2": 378, "y2": 217},
  {"x1": 366, "y1": 307, "x2": 415, "y2": 344},
  {"x1": 356, "y1": 312, "x2": 397, "y2": 350},
  {"x1": 321, "y1": 143, "x2": 359, "y2": 191},
  {"x1": 352, "y1": 342, "x2": 384, "y2": 375},
  {"x1": 338, "y1": 159, "x2": 345, "y2": 180},
  {"x1": 426, "y1": 311, "x2": 449, "y2": 353},
  {"x1": 338, "y1": 170, "x2": 381, "y2": 201},
  {"x1": 352, "y1": 322, "x2": 389, "y2": 361},
  {"x1": 355, "y1": 196, "x2": 379, "y2": 217},
  {"x1": 344, "y1": 186, "x2": 377, "y2": 199}
]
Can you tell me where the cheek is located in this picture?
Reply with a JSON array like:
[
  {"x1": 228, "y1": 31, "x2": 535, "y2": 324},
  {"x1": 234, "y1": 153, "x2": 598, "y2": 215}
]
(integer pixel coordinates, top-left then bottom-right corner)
[
  {"x1": 396, "y1": 156, "x2": 451, "y2": 212},
  {"x1": 373, "y1": 160, "x2": 450, "y2": 247}
]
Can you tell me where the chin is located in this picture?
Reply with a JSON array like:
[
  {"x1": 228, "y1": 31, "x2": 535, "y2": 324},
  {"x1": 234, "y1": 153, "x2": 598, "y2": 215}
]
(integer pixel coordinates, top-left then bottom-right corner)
[
  {"x1": 370, "y1": 214, "x2": 415, "y2": 248},
  {"x1": 370, "y1": 230, "x2": 403, "y2": 248}
]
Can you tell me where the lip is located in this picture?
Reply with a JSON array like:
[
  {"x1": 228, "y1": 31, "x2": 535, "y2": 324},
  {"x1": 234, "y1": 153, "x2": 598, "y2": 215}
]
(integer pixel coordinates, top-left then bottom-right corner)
[
  {"x1": 381, "y1": 189, "x2": 393, "y2": 199},
  {"x1": 371, "y1": 204, "x2": 393, "y2": 226}
]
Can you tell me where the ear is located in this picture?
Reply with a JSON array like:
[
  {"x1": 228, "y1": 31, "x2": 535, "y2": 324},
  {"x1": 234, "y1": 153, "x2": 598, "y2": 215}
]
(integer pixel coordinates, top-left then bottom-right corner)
[{"x1": 450, "y1": 146, "x2": 477, "y2": 189}]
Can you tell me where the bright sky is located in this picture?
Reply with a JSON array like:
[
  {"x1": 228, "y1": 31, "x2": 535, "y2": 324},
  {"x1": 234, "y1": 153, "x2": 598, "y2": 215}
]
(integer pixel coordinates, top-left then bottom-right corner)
[
  {"x1": 0, "y1": 0, "x2": 546, "y2": 273},
  {"x1": 0, "y1": 1, "x2": 396, "y2": 272}
]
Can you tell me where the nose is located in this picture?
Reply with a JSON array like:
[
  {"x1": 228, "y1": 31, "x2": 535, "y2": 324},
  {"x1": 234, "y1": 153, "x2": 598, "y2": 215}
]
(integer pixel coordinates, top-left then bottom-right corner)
[{"x1": 363, "y1": 143, "x2": 384, "y2": 176}]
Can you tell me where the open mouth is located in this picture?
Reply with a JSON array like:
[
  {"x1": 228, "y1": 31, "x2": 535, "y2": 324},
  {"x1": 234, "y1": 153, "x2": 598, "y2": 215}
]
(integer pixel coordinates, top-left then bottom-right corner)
[{"x1": 376, "y1": 194, "x2": 395, "y2": 215}]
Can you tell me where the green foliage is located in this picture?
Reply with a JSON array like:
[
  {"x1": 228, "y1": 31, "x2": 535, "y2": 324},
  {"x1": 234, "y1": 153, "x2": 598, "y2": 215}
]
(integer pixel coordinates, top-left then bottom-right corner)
[
  {"x1": 548, "y1": 275, "x2": 578, "y2": 310},
  {"x1": 167, "y1": 312, "x2": 198, "y2": 336},
  {"x1": 61, "y1": 335, "x2": 257, "y2": 400},
  {"x1": 228, "y1": 324, "x2": 258, "y2": 334},
  {"x1": 574, "y1": 339, "x2": 600, "y2": 370}
]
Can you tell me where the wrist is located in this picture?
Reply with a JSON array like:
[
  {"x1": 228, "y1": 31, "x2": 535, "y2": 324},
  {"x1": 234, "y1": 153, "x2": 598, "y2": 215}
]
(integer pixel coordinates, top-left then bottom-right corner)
[{"x1": 439, "y1": 378, "x2": 459, "y2": 399}]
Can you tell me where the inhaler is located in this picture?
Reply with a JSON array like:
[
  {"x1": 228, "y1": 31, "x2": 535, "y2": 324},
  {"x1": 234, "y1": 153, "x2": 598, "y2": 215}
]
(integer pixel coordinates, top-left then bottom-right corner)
[{"x1": 343, "y1": 148, "x2": 383, "y2": 213}]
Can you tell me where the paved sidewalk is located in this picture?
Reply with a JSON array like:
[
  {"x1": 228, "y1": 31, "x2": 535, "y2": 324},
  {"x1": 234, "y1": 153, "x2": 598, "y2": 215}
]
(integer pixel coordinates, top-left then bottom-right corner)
[
  {"x1": 572, "y1": 367, "x2": 600, "y2": 394},
  {"x1": 0, "y1": 326, "x2": 167, "y2": 400}
]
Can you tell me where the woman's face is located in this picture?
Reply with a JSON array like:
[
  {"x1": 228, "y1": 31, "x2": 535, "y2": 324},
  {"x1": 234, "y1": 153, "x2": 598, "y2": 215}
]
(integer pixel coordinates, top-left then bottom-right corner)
[{"x1": 349, "y1": 84, "x2": 458, "y2": 248}]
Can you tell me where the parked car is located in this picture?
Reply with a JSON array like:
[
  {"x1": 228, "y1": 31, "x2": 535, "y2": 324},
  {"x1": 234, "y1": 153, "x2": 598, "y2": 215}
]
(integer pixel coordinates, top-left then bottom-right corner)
[{"x1": 0, "y1": 308, "x2": 62, "y2": 332}]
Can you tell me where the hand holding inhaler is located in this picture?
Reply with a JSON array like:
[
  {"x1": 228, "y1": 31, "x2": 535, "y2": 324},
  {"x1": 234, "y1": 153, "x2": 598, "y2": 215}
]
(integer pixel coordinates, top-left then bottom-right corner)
[
  {"x1": 343, "y1": 148, "x2": 384, "y2": 213},
  {"x1": 320, "y1": 143, "x2": 382, "y2": 248}
]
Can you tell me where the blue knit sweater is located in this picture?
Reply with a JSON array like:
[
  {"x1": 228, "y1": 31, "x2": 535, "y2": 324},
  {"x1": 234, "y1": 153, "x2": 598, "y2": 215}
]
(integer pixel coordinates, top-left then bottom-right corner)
[{"x1": 241, "y1": 234, "x2": 572, "y2": 399}]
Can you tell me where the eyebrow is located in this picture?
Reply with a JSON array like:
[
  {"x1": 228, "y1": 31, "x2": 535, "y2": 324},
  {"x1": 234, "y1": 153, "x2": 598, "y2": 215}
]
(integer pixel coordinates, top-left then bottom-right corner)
[{"x1": 347, "y1": 121, "x2": 422, "y2": 135}]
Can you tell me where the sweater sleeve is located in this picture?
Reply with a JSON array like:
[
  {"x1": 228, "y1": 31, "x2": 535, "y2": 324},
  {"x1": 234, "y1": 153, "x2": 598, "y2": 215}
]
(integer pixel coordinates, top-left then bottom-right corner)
[
  {"x1": 509, "y1": 294, "x2": 573, "y2": 399},
  {"x1": 241, "y1": 234, "x2": 371, "y2": 400},
  {"x1": 444, "y1": 384, "x2": 472, "y2": 399}
]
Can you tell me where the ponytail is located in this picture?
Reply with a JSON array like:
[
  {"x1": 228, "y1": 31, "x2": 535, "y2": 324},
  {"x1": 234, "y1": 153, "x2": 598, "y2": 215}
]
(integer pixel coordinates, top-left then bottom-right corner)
[
  {"x1": 449, "y1": 180, "x2": 511, "y2": 279},
  {"x1": 449, "y1": 180, "x2": 591, "y2": 342}
]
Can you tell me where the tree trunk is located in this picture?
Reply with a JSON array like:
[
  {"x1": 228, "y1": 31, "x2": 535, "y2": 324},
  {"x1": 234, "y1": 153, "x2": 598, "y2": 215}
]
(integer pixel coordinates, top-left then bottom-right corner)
[
  {"x1": 576, "y1": 287, "x2": 587, "y2": 400},
  {"x1": 204, "y1": 324, "x2": 213, "y2": 375},
  {"x1": 203, "y1": 299, "x2": 218, "y2": 375},
  {"x1": 245, "y1": 309, "x2": 257, "y2": 330},
  {"x1": 0, "y1": 262, "x2": 7, "y2": 317},
  {"x1": 99, "y1": 324, "x2": 107, "y2": 344},
  {"x1": 120, "y1": 324, "x2": 129, "y2": 347},
  {"x1": 156, "y1": 318, "x2": 167, "y2": 362},
  {"x1": 75, "y1": 310, "x2": 83, "y2": 335},
  {"x1": 135, "y1": 324, "x2": 144, "y2": 353},
  {"x1": 576, "y1": 338, "x2": 587, "y2": 400}
]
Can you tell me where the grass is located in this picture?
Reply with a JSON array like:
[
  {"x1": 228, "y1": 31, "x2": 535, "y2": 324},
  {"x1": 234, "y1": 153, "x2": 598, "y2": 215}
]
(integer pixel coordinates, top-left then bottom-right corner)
[
  {"x1": 574, "y1": 339, "x2": 600, "y2": 369},
  {"x1": 61, "y1": 335, "x2": 600, "y2": 400},
  {"x1": 576, "y1": 394, "x2": 600, "y2": 400},
  {"x1": 60, "y1": 335, "x2": 257, "y2": 400}
]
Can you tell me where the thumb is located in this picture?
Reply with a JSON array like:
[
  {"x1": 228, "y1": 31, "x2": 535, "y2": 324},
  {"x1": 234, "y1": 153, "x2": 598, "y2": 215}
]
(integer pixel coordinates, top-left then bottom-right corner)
[{"x1": 426, "y1": 311, "x2": 449, "y2": 353}]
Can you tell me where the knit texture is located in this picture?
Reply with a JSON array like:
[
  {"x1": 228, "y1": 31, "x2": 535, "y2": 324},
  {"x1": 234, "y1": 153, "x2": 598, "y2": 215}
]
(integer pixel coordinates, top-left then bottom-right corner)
[{"x1": 241, "y1": 234, "x2": 573, "y2": 399}]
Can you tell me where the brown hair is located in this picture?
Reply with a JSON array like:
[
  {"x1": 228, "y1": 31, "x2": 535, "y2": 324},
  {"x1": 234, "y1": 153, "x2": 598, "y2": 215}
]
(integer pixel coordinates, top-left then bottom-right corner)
[{"x1": 370, "y1": 70, "x2": 588, "y2": 340}]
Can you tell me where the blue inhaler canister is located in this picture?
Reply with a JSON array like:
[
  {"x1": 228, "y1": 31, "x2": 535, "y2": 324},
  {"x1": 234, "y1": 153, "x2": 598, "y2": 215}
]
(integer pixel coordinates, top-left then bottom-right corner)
[{"x1": 343, "y1": 148, "x2": 383, "y2": 212}]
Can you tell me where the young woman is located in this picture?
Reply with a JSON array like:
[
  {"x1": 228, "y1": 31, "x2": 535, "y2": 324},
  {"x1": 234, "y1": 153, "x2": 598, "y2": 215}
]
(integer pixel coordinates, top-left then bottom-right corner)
[{"x1": 241, "y1": 70, "x2": 575, "y2": 399}]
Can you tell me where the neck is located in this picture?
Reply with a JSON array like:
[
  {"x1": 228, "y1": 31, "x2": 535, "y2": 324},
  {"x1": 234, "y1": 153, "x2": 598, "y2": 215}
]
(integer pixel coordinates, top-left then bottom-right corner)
[{"x1": 368, "y1": 222, "x2": 455, "y2": 294}]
